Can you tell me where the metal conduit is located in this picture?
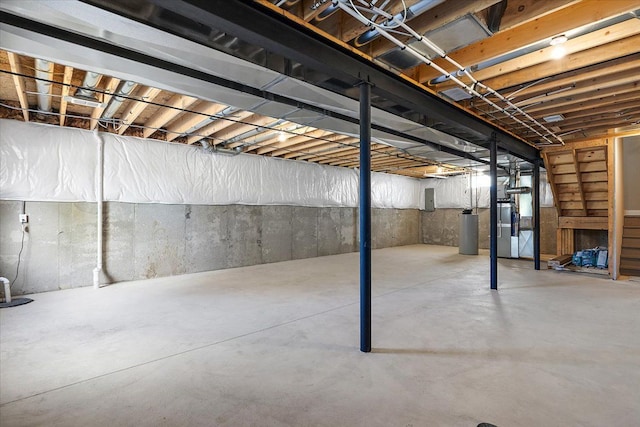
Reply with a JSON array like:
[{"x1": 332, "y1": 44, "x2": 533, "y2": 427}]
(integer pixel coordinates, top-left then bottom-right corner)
[{"x1": 334, "y1": 0, "x2": 564, "y2": 145}]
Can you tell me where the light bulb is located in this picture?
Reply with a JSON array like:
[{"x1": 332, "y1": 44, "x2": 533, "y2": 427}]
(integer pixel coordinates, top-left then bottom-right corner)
[
  {"x1": 278, "y1": 132, "x2": 287, "y2": 142},
  {"x1": 551, "y1": 44, "x2": 566, "y2": 59},
  {"x1": 550, "y1": 35, "x2": 568, "y2": 59}
]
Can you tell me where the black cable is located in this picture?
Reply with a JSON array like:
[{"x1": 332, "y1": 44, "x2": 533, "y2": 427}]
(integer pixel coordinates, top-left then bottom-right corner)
[
  {"x1": 11, "y1": 201, "x2": 27, "y2": 286},
  {"x1": 11, "y1": 224, "x2": 26, "y2": 286}
]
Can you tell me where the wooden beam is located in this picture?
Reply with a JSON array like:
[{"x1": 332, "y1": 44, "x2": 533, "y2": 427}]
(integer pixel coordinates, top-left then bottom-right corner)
[
  {"x1": 58, "y1": 65, "x2": 74, "y2": 126},
  {"x1": 512, "y1": 67, "x2": 640, "y2": 109},
  {"x1": 302, "y1": 0, "x2": 332, "y2": 22},
  {"x1": 515, "y1": 81, "x2": 639, "y2": 115},
  {"x1": 225, "y1": 122, "x2": 292, "y2": 149},
  {"x1": 607, "y1": 136, "x2": 614, "y2": 276},
  {"x1": 338, "y1": 0, "x2": 424, "y2": 43},
  {"x1": 436, "y1": 18, "x2": 640, "y2": 90},
  {"x1": 572, "y1": 149, "x2": 587, "y2": 215},
  {"x1": 565, "y1": 125, "x2": 640, "y2": 142},
  {"x1": 117, "y1": 87, "x2": 162, "y2": 135},
  {"x1": 541, "y1": 151, "x2": 562, "y2": 217},
  {"x1": 142, "y1": 94, "x2": 198, "y2": 138},
  {"x1": 185, "y1": 110, "x2": 253, "y2": 145},
  {"x1": 280, "y1": 135, "x2": 354, "y2": 158},
  {"x1": 164, "y1": 101, "x2": 227, "y2": 141},
  {"x1": 556, "y1": 228, "x2": 574, "y2": 255},
  {"x1": 417, "y1": 0, "x2": 640, "y2": 83},
  {"x1": 558, "y1": 217, "x2": 608, "y2": 230},
  {"x1": 89, "y1": 77, "x2": 120, "y2": 130},
  {"x1": 522, "y1": 92, "x2": 640, "y2": 121},
  {"x1": 6, "y1": 52, "x2": 29, "y2": 122},
  {"x1": 293, "y1": 141, "x2": 359, "y2": 161},
  {"x1": 255, "y1": 128, "x2": 328, "y2": 155},
  {"x1": 503, "y1": 54, "x2": 640, "y2": 101},
  {"x1": 210, "y1": 114, "x2": 275, "y2": 144},
  {"x1": 468, "y1": 33, "x2": 640, "y2": 93},
  {"x1": 499, "y1": 0, "x2": 580, "y2": 31}
]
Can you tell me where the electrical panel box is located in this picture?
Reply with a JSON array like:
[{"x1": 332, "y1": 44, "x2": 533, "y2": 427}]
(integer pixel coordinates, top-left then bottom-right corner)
[{"x1": 424, "y1": 188, "x2": 435, "y2": 212}]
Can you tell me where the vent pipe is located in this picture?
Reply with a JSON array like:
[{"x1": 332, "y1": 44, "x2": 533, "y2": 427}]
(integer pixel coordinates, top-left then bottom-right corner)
[
  {"x1": 34, "y1": 59, "x2": 53, "y2": 112},
  {"x1": 505, "y1": 186, "x2": 531, "y2": 195},
  {"x1": 101, "y1": 81, "x2": 137, "y2": 120},
  {"x1": 75, "y1": 71, "x2": 101, "y2": 98}
]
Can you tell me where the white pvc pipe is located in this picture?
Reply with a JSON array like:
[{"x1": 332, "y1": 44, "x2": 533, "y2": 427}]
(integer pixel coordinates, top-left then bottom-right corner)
[
  {"x1": 93, "y1": 130, "x2": 104, "y2": 289},
  {"x1": 1, "y1": 277, "x2": 10, "y2": 303}
]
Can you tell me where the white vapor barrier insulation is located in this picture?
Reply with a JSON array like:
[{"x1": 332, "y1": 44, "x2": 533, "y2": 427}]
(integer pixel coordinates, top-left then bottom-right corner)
[
  {"x1": 1, "y1": 120, "x2": 426, "y2": 208},
  {"x1": 422, "y1": 174, "x2": 554, "y2": 209}
]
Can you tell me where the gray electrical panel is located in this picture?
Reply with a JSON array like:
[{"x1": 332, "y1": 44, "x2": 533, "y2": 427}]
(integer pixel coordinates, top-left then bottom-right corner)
[{"x1": 425, "y1": 188, "x2": 435, "y2": 212}]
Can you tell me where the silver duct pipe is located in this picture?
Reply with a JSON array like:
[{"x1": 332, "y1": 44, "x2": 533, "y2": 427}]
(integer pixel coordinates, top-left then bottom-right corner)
[
  {"x1": 505, "y1": 186, "x2": 531, "y2": 195},
  {"x1": 224, "y1": 119, "x2": 286, "y2": 145},
  {"x1": 34, "y1": 58, "x2": 53, "y2": 112},
  {"x1": 101, "y1": 81, "x2": 137, "y2": 119},
  {"x1": 183, "y1": 106, "x2": 240, "y2": 139},
  {"x1": 200, "y1": 139, "x2": 241, "y2": 156},
  {"x1": 76, "y1": 71, "x2": 101, "y2": 98}
]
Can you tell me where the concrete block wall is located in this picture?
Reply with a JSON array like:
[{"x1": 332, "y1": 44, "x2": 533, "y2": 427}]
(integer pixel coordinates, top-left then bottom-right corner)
[
  {"x1": 0, "y1": 201, "x2": 421, "y2": 295},
  {"x1": 421, "y1": 207, "x2": 558, "y2": 255}
]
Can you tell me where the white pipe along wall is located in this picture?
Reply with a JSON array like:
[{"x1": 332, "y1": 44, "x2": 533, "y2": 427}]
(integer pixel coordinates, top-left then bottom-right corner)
[{"x1": 93, "y1": 130, "x2": 104, "y2": 289}]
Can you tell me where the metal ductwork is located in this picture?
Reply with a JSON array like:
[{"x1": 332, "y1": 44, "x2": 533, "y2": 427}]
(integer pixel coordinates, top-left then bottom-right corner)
[
  {"x1": 353, "y1": 0, "x2": 446, "y2": 46},
  {"x1": 200, "y1": 139, "x2": 241, "y2": 155},
  {"x1": 64, "y1": 71, "x2": 105, "y2": 108},
  {"x1": 505, "y1": 186, "x2": 531, "y2": 195},
  {"x1": 75, "y1": 71, "x2": 101, "y2": 98},
  {"x1": 34, "y1": 58, "x2": 53, "y2": 112},
  {"x1": 101, "y1": 80, "x2": 137, "y2": 119}
]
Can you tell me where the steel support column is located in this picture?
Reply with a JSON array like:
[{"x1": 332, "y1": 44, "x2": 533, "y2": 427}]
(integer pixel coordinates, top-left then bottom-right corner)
[
  {"x1": 533, "y1": 159, "x2": 541, "y2": 270},
  {"x1": 359, "y1": 81, "x2": 372, "y2": 353},
  {"x1": 490, "y1": 136, "x2": 498, "y2": 290}
]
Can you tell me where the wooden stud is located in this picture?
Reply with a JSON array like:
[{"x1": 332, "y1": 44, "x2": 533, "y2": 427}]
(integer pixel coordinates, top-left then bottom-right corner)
[
  {"x1": 6, "y1": 52, "x2": 29, "y2": 122},
  {"x1": 117, "y1": 87, "x2": 162, "y2": 135},
  {"x1": 89, "y1": 77, "x2": 120, "y2": 130},
  {"x1": 187, "y1": 110, "x2": 254, "y2": 146},
  {"x1": 164, "y1": 102, "x2": 227, "y2": 142},
  {"x1": 59, "y1": 66, "x2": 74, "y2": 126},
  {"x1": 142, "y1": 94, "x2": 198, "y2": 138}
]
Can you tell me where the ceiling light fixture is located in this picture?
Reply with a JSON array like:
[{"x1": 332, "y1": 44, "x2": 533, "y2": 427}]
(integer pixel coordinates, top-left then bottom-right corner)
[
  {"x1": 63, "y1": 94, "x2": 106, "y2": 108},
  {"x1": 543, "y1": 114, "x2": 565, "y2": 123},
  {"x1": 550, "y1": 35, "x2": 568, "y2": 59},
  {"x1": 278, "y1": 131, "x2": 287, "y2": 142}
]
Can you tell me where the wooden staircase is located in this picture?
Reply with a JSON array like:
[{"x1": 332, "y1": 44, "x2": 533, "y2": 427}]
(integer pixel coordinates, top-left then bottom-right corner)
[
  {"x1": 621, "y1": 216, "x2": 640, "y2": 277},
  {"x1": 542, "y1": 144, "x2": 609, "y2": 218},
  {"x1": 542, "y1": 141, "x2": 610, "y2": 259}
]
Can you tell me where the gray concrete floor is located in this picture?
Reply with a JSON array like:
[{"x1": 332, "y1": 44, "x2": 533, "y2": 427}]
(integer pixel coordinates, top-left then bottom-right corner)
[{"x1": 1, "y1": 244, "x2": 639, "y2": 426}]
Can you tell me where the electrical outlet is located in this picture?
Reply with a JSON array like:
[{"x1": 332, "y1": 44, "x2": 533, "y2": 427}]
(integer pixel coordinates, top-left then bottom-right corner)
[{"x1": 19, "y1": 214, "x2": 28, "y2": 224}]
